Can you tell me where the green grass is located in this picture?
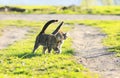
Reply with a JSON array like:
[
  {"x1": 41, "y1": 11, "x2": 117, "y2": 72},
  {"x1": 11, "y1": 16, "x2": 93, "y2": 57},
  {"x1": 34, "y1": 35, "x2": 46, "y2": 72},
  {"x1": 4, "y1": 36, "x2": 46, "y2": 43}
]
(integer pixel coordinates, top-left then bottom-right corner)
[
  {"x1": 0, "y1": 20, "x2": 98, "y2": 78},
  {"x1": 84, "y1": 6, "x2": 120, "y2": 15},
  {"x1": 0, "y1": 5, "x2": 120, "y2": 15},
  {"x1": 65, "y1": 20, "x2": 120, "y2": 57}
]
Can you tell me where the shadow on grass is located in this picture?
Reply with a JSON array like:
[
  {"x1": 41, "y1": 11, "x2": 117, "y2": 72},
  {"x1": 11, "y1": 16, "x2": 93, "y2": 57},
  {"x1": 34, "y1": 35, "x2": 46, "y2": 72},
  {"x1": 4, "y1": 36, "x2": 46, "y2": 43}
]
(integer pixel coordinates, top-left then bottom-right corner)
[
  {"x1": 11, "y1": 49, "x2": 74, "y2": 59},
  {"x1": 63, "y1": 49, "x2": 74, "y2": 55},
  {"x1": 109, "y1": 46, "x2": 120, "y2": 53},
  {"x1": 13, "y1": 52, "x2": 42, "y2": 59}
]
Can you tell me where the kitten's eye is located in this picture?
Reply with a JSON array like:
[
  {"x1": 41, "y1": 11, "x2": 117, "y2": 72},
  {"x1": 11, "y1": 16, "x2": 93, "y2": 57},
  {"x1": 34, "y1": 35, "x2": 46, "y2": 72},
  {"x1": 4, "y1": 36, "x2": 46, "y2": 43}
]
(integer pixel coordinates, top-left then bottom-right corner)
[{"x1": 57, "y1": 41, "x2": 60, "y2": 43}]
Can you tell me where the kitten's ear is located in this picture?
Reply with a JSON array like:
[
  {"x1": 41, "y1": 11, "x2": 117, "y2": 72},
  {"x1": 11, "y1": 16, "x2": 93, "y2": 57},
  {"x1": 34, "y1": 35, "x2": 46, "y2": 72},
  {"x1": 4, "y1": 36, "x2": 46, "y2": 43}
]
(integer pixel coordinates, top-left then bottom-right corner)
[
  {"x1": 63, "y1": 32, "x2": 68, "y2": 40},
  {"x1": 52, "y1": 21, "x2": 64, "y2": 35}
]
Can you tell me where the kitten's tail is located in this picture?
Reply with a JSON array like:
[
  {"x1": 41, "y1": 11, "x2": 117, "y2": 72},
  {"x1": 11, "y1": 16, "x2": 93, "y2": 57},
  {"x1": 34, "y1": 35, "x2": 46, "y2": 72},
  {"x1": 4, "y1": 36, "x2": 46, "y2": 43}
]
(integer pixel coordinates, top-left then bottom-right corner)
[
  {"x1": 40, "y1": 20, "x2": 58, "y2": 34},
  {"x1": 52, "y1": 21, "x2": 64, "y2": 35}
]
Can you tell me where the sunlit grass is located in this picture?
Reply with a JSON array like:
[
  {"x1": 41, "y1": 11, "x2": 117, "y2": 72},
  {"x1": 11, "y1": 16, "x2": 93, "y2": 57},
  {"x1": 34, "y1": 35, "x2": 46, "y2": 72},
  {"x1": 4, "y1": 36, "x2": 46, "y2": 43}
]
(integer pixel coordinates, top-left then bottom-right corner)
[
  {"x1": 90, "y1": 6, "x2": 120, "y2": 15},
  {"x1": 0, "y1": 20, "x2": 98, "y2": 78}
]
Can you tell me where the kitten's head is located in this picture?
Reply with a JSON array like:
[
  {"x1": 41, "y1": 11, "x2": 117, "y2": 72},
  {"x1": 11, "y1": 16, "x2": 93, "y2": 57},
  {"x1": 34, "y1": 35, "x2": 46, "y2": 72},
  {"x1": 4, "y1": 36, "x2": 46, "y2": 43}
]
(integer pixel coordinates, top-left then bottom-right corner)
[
  {"x1": 56, "y1": 31, "x2": 67, "y2": 41},
  {"x1": 53, "y1": 32, "x2": 67, "y2": 54}
]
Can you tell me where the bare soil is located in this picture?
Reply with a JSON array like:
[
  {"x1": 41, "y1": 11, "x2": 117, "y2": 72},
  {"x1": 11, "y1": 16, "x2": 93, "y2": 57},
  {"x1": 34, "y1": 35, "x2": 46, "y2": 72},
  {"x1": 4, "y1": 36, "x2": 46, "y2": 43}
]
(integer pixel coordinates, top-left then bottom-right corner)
[
  {"x1": 0, "y1": 26, "x2": 29, "y2": 49},
  {"x1": 69, "y1": 25, "x2": 120, "y2": 78},
  {"x1": 0, "y1": 14, "x2": 120, "y2": 21}
]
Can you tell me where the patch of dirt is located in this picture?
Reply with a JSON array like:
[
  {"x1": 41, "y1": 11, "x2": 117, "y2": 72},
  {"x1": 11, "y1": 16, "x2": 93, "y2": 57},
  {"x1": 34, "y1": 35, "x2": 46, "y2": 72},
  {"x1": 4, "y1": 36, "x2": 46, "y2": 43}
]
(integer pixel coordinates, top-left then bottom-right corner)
[
  {"x1": 0, "y1": 26, "x2": 30, "y2": 49},
  {"x1": 69, "y1": 25, "x2": 120, "y2": 78}
]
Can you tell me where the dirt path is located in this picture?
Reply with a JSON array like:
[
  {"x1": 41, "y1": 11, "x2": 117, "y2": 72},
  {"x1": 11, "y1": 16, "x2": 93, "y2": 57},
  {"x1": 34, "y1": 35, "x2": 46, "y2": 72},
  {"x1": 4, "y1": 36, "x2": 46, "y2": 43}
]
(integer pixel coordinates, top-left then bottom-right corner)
[
  {"x1": 0, "y1": 14, "x2": 120, "y2": 21},
  {"x1": 69, "y1": 25, "x2": 120, "y2": 78},
  {"x1": 0, "y1": 26, "x2": 29, "y2": 49}
]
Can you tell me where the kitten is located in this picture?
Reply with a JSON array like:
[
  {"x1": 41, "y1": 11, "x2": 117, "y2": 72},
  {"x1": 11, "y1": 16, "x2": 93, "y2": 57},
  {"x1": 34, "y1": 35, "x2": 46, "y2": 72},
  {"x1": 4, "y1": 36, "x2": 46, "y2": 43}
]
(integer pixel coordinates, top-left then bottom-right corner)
[{"x1": 32, "y1": 20, "x2": 67, "y2": 54}]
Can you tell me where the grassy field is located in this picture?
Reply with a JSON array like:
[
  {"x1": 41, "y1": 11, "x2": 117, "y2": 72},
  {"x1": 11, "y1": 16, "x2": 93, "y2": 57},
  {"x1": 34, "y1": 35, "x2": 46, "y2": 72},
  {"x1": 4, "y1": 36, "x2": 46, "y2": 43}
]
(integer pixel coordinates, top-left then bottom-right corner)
[
  {"x1": 89, "y1": 6, "x2": 120, "y2": 15},
  {"x1": 65, "y1": 20, "x2": 120, "y2": 57},
  {"x1": 0, "y1": 5, "x2": 120, "y2": 15},
  {"x1": 0, "y1": 20, "x2": 98, "y2": 78},
  {"x1": 0, "y1": 19, "x2": 120, "y2": 78}
]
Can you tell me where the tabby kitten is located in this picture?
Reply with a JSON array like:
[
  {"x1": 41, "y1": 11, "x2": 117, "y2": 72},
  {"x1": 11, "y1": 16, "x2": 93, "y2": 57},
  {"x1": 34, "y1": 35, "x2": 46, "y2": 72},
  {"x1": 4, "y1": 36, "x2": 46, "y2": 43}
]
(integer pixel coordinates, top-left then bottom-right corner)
[{"x1": 32, "y1": 20, "x2": 67, "y2": 54}]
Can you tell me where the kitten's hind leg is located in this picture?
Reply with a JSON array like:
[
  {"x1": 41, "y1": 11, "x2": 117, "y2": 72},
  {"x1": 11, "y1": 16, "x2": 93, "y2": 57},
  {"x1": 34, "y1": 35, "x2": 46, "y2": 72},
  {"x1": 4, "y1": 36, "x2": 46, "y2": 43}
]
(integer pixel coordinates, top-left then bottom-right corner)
[
  {"x1": 32, "y1": 41, "x2": 39, "y2": 53},
  {"x1": 42, "y1": 47, "x2": 47, "y2": 54},
  {"x1": 48, "y1": 47, "x2": 52, "y2": 53}
]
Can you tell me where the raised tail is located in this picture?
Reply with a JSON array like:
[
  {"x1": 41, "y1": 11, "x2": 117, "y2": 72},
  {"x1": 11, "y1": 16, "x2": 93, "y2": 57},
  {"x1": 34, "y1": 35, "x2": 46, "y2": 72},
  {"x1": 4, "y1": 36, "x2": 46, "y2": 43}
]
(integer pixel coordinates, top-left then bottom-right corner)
[
  {"x1": 40, "y1": 20, "x2": 58, "y2": 34},
  {"x1": 52, "y1": 21, "x2": 64, "y2": 35}
]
